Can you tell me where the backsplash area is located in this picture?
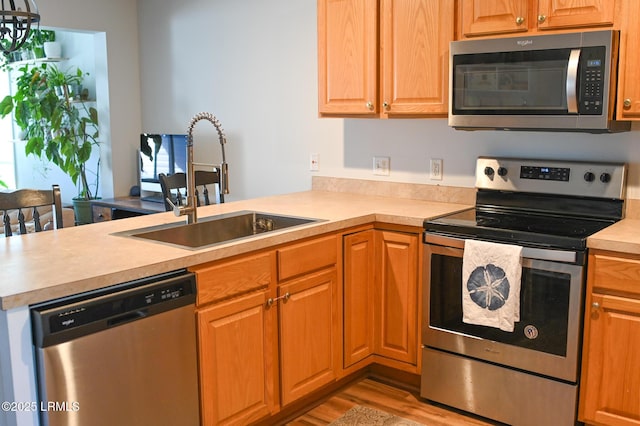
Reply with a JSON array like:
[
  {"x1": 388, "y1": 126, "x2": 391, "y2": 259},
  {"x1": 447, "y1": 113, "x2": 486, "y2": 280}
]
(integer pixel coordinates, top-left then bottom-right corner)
[{"x1": 312, "y1": 176, "x2": 640, "y2": 220}]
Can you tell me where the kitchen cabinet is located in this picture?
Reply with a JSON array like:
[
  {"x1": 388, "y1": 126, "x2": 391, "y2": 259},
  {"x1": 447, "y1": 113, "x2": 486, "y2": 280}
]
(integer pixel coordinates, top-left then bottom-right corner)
[
  {"x1": 617, "y1": 0, "x2": 640, "y2": 120},
  {"x1": 317, "y1": 0, "x2": 454, "y2": 117},
  {"x1": 579, "y1": 250, "x2": 640, "y2": 426},
  {"x1": 460, "y1": 0, "x2": 615, "y2": 38},
  {"x1": 343, "y1": 229, "x2": 376, "y2": 368},
  {"x1": 197, "y1": 290, "x2": 277, "y2": 426},
  {"x1": 276, "y1": 235, "x2": 340, "y2": 406},
  {"x1": 375, "y1": 229, "x2": 420, "y2": 366},
  {"x1": 192, "y1": 252, "x2": 277, "y2": 425},
  {"x1": 192, "y1": 234, "x2": 340, "y2": 424},
  {"x1": 342, "y1": 227, "x2": 421, "y2": 373}
]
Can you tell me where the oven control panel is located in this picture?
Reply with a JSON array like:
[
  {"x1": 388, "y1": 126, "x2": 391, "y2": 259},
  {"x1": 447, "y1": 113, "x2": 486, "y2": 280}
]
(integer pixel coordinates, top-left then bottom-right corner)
[{"x1": 476, "y1": 157, "x2": 626, "y2": 199}]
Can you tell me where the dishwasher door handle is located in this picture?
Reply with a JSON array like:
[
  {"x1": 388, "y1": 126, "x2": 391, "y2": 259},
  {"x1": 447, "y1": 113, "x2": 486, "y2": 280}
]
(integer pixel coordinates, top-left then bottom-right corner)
[{"x1": 107, "y1": 310, "x2": 148, "y2": 327}]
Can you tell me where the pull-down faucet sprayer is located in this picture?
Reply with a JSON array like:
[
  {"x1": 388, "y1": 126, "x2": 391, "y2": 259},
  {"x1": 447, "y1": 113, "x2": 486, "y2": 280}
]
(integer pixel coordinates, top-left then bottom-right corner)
[{"x1": 167, "y1": 112, "x2": 229, "y2": 224}]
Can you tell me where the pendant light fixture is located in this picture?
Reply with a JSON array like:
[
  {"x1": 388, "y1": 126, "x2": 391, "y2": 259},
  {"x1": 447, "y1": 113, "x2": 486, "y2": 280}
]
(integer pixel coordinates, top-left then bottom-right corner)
[{"x1": 0, "y1": 0, "x2": 40, "y2": 54}]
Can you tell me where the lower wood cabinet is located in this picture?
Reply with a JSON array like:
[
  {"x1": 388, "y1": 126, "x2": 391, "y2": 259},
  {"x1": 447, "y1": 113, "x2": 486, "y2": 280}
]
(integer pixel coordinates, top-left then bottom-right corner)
[
  {"x1": 192, "y1": 233, "x2": 340, "y2": 425},
  {"x1": 579, "y1": 250, "x2": 640, "y2": 426},
  {"x1": 343, "y1": 227, "x2": 421, "y2": 372},
  {"x1": 197, "y1": 290, "x2": 277, "y2": 425},
  {"x1": 279, "y1": 268, "x2": 339, "y2": 405},
  {"x1": 374, "y1": 229, "x2": 419, "y2": 366},
  {"x1": 343, "y1": 230, "x2": 376, "y2": 367}
]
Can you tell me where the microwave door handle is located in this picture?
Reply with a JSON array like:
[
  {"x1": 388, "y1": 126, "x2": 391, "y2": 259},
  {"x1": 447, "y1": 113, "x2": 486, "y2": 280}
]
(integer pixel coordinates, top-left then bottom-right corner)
[{"x1": 567, "y1": 49, "x2": 581, "y2": 114}]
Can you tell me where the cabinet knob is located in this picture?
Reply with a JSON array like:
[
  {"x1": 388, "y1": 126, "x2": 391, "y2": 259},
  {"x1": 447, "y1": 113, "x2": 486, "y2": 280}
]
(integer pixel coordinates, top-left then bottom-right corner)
[
  {"x1": 537, "y1": 15, "x2": 546, "y2": 23},
  {"x1": 624, "y1": 98, "x2": 632, "y2": 109},
  {"x1": 592, "y1": 302, "x2": 600, "y2": 310},
  {"x1": 366, "y1": 102, "x2": 374, "y2": 111},
  {"x1": 515, "y1": 16, "x2": 525, "y2": 25},
  {"x1": 383, "y1": 101, "x2": 390, "y2": 110}
]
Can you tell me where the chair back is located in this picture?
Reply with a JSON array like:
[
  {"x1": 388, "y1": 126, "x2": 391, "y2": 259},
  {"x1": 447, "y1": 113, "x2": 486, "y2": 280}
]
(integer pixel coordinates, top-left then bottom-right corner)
[
  {"x1": 158, "y1": 170, "x2": 223, "y2": 212},
  {"x1": 0, "y1": 185, "x2": 64, "y2": 237}
]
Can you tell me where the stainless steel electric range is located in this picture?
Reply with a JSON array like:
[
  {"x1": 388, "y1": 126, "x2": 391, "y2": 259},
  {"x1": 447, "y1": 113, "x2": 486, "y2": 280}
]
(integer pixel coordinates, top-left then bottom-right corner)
[{"x1": 421, "y1": 157, "x2": 627, "y2": 426}]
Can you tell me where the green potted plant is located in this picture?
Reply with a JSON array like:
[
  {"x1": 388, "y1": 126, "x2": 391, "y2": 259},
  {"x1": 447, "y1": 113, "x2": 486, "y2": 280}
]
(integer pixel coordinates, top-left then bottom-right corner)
[{"x1": 0, "y1": 63, "x2": 100, "y2": 224}]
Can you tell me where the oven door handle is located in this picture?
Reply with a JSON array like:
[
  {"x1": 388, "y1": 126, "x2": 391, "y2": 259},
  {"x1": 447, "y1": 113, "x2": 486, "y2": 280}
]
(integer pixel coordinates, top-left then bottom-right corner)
[{"x1": 424, "y1": 233, "x2": 578, "y2": 264}]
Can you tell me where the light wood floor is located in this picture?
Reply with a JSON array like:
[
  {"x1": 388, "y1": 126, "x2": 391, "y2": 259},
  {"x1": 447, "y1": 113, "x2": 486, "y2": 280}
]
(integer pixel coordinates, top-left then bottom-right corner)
[{"x1": 287, "y1": 378, "x2": 500, "y2": 426}]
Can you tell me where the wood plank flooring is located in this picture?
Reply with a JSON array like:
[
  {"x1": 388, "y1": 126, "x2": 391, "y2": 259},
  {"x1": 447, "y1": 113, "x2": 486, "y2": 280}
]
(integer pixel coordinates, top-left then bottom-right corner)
[{"x1": 287, "y1": 378, "x2": 499, "y2": 426}]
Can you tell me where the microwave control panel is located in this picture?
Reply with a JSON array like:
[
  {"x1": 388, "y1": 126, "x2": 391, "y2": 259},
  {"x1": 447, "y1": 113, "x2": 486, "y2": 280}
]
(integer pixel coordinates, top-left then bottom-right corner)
[{"x1": 578, "y1": 46, "x2": 606, "y2": 115}]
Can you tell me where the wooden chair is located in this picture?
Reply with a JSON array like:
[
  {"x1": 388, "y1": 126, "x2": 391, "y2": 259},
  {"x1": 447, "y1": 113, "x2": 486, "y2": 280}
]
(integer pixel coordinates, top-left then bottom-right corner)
[
  {"x1": 0, "y1": 185, "x2": 64, "y2": 237},
  {"x1": 158, "y1": 170, "x2": 223, "y2": 212}
]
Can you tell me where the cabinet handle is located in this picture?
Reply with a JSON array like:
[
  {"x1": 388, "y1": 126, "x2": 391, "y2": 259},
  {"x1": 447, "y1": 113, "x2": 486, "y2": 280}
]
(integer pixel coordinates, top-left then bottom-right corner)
[
  {"x1": 537, "y1": 15, "x2": 546, "y2": 23},
  {"x1": 592, "y1": 302, "x2": 600, "y2": 310},
  {"x1": 366, "y1": 102, "x2": 374, "y2": 111},
  {"x1": 383, "y1": 101, "x2": 390, "y2": 110},
  {"x1": 624, "y1": 98, "x2": 632, "y2": 109},
  {"x1": 516, "y1": 16, "x2": 525, "y2": 25},
  {"x1": 266, "y1": 292, "x2": 290, "y2": 307}
]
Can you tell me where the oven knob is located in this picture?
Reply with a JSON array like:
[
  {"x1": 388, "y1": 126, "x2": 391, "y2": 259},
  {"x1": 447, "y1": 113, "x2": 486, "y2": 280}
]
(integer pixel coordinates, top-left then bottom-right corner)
[
  {"x1": 497, "y1": 167, "x2": 508, "y2": 177},
  {"x1": 584, "y1": 172, "x2": 595, "y2": 182},
  {"x1": 484, "y1": 166, "x2": 495, "y2": 176},
  {"x1": 600, "y1": 173, "x2": 611, "y2": 183}
]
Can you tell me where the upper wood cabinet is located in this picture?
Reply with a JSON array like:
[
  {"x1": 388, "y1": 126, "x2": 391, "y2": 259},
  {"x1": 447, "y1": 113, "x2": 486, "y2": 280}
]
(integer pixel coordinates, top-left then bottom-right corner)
[
  {"x1": 460, "y1": 0, "x2": 615, "y2": 38},
  {"x1": 318, "y1": 0, "x2": 454, "y2": 117},
  {"x1": 617, "y1": 0, "x2": 640, "y2": 119},
  {"x1": 579, "y1": 251, "x2": 640, "y2": 426}
]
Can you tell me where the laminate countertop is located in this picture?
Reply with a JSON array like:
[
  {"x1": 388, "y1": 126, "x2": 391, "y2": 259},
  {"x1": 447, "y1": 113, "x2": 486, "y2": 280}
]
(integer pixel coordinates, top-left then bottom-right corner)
[
  {"x1": 0, "y1": 190, "x2": 472, "y2": 310},
  {"x1": 586, "y1": 218, "x2": 640, "y2": 255}
]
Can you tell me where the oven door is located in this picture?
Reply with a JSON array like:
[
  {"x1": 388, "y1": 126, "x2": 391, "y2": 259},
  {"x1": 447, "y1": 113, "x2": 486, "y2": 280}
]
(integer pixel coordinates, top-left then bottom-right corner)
[{"x1": 423, "y1": 234, "x2": 584, "y2": 382}]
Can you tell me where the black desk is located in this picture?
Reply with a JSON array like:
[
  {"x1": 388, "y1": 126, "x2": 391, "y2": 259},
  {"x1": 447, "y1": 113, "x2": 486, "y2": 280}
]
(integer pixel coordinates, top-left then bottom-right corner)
[{"x1": 90, "y1": 197, "x2": 166, "y2": 222}]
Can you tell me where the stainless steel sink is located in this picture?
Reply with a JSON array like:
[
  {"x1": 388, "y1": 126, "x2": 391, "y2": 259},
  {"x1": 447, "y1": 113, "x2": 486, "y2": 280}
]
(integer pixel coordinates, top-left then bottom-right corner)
[{"x1": 115, "y1": 210, "x2": 322, "y2": 249}]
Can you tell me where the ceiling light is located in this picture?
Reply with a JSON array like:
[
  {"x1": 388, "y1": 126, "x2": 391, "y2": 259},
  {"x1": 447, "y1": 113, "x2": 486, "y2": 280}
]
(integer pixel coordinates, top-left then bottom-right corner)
[{"x1": 0, "y1": 0, "x2": 40, "y2": 54}]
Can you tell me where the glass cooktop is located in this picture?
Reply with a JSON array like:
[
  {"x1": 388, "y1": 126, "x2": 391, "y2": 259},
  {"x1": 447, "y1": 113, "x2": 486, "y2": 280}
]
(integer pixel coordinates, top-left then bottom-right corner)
[{"x1": 424, "y1": 207, "x2": 616, "y2": 251}]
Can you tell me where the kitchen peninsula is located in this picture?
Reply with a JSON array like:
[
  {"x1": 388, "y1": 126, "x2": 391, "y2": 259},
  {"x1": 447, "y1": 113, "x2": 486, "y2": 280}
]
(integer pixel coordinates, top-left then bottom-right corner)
[{"x1": 0, "y1": 180, "x2": 474, "y2": 426}]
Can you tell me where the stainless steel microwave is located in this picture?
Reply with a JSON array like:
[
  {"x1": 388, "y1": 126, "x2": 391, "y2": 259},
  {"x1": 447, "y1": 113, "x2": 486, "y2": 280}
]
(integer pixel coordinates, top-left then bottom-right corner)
[{"x1": 449, "y1": 30, "x2": 630, "y2": 133}]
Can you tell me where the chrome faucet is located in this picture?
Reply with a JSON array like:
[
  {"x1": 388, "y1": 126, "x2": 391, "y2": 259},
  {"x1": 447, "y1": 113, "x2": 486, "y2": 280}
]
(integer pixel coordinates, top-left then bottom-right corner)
[{"x1": 167, "y1": 112, "x2": 229, "y2": 224}]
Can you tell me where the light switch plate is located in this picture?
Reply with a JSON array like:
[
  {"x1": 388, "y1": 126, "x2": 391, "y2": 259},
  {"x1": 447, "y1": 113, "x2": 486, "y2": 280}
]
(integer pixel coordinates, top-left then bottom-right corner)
[{"x1": 373, "y1": 156, "x2": 390, "y2": 176}]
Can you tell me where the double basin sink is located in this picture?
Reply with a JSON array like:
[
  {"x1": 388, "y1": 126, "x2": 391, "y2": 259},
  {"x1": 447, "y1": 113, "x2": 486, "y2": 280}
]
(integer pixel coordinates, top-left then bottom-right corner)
[{"x1": 116, "y1": 210, "x2": 322, "y2": 250}]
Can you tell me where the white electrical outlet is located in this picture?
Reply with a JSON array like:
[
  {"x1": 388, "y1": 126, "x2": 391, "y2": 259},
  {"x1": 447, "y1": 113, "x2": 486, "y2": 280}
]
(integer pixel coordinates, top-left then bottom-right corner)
[
  {"x1": 373, "y1": 156, "x2": 390, "y2": 176},
  {"x1": 430, "y1": 158, "x2": 443, "y2": 180},
  {"x1": 310, "y1": 153, "x2": 319, "y2": 171}
]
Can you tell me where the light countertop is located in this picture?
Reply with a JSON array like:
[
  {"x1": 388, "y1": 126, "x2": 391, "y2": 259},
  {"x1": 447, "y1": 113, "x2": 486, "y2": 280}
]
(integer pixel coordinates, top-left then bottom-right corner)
[
  {"x1": 586, "y1": 218, "x2": 640, "y2": 255},
  {"x1": 0, "y1": 190, "x2": 472, "y2": 310}
]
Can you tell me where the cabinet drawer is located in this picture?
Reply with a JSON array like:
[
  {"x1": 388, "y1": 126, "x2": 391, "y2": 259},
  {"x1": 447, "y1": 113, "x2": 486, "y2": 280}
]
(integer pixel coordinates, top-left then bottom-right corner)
[
  {"x1": 191, "y1": 251, "x2": 274, "y2": 306},
  {"x1": 592, "y1": 254, "x2": 640, "y2": 296},
  {"x1": 277, "y1": 235, "x2": 337, "y2": 281},
  {"x1": 91, "y1": 205, "x2": 112, "y2": 222}
]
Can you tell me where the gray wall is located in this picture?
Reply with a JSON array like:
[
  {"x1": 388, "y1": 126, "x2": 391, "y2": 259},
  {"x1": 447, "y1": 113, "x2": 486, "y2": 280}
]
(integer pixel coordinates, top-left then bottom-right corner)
[{"x1": 137, "y1": 0, "x2": 640, "y2": 201}]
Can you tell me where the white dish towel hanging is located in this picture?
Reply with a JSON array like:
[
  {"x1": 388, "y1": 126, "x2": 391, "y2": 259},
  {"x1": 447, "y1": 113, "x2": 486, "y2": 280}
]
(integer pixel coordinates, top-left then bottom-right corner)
[{"x1": 462, "y1": 239, "x2": 523, "y2": 332}]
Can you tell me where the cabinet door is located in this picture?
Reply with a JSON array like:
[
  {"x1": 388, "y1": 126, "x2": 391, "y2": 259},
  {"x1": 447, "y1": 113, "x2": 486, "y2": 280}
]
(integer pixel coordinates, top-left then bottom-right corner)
[
  {"x1": 580, "y1": 293, "x2": 640, "y2": 426},
  {"x1": 537, "y1": 0, "x2": 614, "y2": 30},
  {"x1": 461, "y1": 0, "x2": 529, "y2": 37},
  {"x1": 198, "y1": 291, "x2": 277, "y2": 425},
  {"x1": 380, "y1": 0, "x2": 454, "y2": 116},
  {"x1": 343, "y1": 230, "x2": 375, "y2": 367},
  {"x1": 318, "y1": 0, "x2": 378, "y2": 115},
  {"x1": 617, "y1": 0, "x2": 640, "y2": 120},
  {"x1": 374, "y1": 230, "x2": 419, "y2": 364},
  {"x1": 279, "y1": 269, "x2": 339, "y2": 406}
]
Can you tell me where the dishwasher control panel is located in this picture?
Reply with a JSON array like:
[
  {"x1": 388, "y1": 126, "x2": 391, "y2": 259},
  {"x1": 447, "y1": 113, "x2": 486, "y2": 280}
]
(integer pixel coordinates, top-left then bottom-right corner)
[{"x1": 31, "y1": 270, "x2": 196, "y2": 348}]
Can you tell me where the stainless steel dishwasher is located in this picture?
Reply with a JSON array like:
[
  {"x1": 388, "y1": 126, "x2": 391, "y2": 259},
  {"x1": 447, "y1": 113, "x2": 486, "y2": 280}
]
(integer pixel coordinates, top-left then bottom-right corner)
[{"x1": 31, "y1": 270, "x2": 200, "y2": 426}]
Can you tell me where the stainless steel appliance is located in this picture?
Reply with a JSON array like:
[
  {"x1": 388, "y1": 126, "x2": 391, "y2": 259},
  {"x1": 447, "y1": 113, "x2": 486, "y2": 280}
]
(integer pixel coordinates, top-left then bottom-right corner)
[
  {"x1": 449, "y1": 30, "x2": 630, "y2": 133},
  {"x1": 31, "y1": 270, "x2": 199, "y2": 426},
  {"x1": 421, "y1": 157, "x2": 627, "y2": 426}
]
